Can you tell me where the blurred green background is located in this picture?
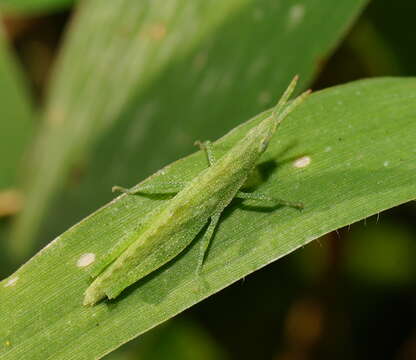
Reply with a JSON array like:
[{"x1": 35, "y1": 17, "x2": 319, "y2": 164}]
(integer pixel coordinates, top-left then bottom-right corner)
[{"x1": 0, "y1": 0, "x2": 415, "y2": 359}]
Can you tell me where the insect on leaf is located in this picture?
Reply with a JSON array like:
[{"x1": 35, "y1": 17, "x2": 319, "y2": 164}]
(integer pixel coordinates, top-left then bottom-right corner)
[{"x1": 83, "y1": 76, "x2": 310, "y2": 306}]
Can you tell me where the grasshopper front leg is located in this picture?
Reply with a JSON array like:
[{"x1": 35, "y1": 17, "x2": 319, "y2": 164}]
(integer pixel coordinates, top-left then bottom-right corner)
[{"x1": 112, "y1": 141, "x2": 217, "y2": 196}]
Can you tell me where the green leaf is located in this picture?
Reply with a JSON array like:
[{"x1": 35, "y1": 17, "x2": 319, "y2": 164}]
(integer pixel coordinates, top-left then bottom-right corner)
[
  {"x1": 0, "y1": 0, "x2": 74, "y2": 14},
  {"x1": 0, "y1": 28, "x2": 33, "y2": 191},
  {"x1": 104, "y1": 320, "x2": 228, "y2": 360},
  {"x1": 0, "y1": 27, "x2": 34, "y2": 275},
  {"x1": 344, "y1": 220, "x2": 416, "y2": 286},
  {"x1": 1, "y1": 78, "x2": 415, "y2": 360},
  {"x1": 10, "y1": 0, "x2": 369, "y2": 259},
  {"x1": 365, "y1": 0, "x2": 416, "y2": 75},
  {"x1": 0, "y1": 26, "x2": 33, "y2": 235}
]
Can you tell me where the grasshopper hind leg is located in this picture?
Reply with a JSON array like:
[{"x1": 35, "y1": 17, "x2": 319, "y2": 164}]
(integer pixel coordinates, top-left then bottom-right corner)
[{"x1": 196, "y1": 212, "x2": 221, "y2": 274}]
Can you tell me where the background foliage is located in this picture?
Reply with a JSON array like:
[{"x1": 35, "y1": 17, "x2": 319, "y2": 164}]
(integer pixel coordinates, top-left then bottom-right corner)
[{"x1": 0, "y1": 0, "x2": 415, "y2": 359}]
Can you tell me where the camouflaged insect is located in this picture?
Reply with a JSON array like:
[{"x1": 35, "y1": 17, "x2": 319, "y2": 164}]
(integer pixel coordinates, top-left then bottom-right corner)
[{"x1": 83, "y1": 76, "x2": 310, "y2": 306}]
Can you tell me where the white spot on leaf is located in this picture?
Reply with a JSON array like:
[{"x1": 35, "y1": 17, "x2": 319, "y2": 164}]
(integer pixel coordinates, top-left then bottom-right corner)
[
  {"x1": 325, "y1": 146, "x2": 332, "y2": 152},
  {"x1": 294, "y1": 156, "x2": 311, "y2": 168},
  {"x1": 4, "y1": 276, "x2": 18, "y2": 287},
  {"x1": 383, "y1": 161, "x2": 390, "y2": 167},
  {"x1": 288, "y1": 4, "x2": 305, "y2": 29},
  {"x1": 77, "y1": 253, "x2": 96, "y2": 268}
]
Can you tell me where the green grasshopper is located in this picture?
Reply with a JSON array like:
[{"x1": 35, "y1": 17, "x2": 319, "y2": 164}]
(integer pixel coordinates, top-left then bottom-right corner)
[{"x1": 83, "y1": 76, "x2": 310, "y2": 306}]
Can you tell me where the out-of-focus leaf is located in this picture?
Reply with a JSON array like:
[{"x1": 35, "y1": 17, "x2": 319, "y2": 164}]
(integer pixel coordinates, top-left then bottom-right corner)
[
  {"x1": 0, "y1": 27, "x2": 33, "y2": 191},
  {"x1": 0, "y1": 0, "x2": 74, "y2": 14},
  {"x1": 1, "y1": 78, "x2": 415, "y2": 360},
  {"x1": 104, "y1": 320, "x2": 228, "y2": 360},
  {"x1": 0, "y1": 22, "x2": 33, "y2": 274},
  {"x1": 0, "y1": 24, "x2": 33, "y2": 282},
  {"x1": 365, "y1": 0, "x2": 416, "y2": 75},
  {"x1": 344, "y1": 220, "x2": 416, "y2": 286},
  {"x1": 10, "y1": 0, "x2": 369, "y2": 259},
  {"x1": 347, "y1": 19, "x2": 402, "y2": 76}
]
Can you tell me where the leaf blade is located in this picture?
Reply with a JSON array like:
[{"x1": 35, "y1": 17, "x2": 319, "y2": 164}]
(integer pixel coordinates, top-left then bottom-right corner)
[
  {"x1": 0, "y1": 0, "x2": 74, "y2": 14},
  {"x1": 0, "y1": 27, "x2": 33, "y2": 191},
  {"x1": 1, "y1": 77, "x2": 415, "y2": 360}
]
